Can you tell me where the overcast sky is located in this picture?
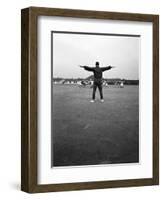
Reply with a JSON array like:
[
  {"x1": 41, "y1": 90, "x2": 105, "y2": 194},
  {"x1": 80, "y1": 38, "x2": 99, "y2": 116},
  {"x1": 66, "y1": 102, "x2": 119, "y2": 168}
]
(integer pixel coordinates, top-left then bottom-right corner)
[{"x1": 52, "y1": 32, "x2": 140, "y2": 80}]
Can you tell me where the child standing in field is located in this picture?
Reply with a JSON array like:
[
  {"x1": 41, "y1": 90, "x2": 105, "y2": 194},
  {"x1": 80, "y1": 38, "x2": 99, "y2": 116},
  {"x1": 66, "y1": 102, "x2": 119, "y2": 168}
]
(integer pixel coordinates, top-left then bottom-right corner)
[{"x1": 80, "y1": 62, "x2": 114, "y2": 102}]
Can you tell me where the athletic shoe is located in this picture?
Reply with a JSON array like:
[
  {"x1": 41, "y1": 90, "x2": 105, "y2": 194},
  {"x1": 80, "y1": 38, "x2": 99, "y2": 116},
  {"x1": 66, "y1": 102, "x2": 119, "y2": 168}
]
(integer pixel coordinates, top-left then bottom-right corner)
[
  {"x1": 90, "y1": 100, "x2": 95, "y2": 103},
  {"x1": 100, "y1": 99, "x2": 104, "y2": 102}
]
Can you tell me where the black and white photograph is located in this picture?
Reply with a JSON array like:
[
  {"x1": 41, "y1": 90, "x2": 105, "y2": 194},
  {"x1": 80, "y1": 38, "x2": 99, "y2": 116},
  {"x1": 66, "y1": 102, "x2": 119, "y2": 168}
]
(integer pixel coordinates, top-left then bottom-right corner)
[
  {"x1": 20, "y1": 6, "x2": 159, "y2": 193},
  {"x1": 52, "y1": 31, "x2": 140, "y2": 167}
]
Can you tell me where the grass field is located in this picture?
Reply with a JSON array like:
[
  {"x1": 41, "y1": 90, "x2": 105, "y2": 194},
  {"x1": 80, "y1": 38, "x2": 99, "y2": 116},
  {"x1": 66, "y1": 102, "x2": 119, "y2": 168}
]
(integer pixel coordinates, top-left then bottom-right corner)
[{"x1": 52, "y1": 84, "x2": 139, "y2": 167}]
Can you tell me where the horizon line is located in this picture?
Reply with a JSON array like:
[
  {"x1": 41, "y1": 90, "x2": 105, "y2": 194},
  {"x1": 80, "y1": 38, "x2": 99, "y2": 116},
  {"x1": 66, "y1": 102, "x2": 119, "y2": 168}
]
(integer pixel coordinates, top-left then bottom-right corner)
[{"x1": 53, "y1": 77, "x2": 139, "y2": 80}]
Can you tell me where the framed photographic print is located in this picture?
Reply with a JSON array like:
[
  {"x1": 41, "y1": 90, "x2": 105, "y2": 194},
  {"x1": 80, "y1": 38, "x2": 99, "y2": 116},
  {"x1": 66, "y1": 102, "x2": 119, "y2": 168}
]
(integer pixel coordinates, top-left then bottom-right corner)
[{"x1": 21, "y1": 7, "x2": 159, "y2": 193}]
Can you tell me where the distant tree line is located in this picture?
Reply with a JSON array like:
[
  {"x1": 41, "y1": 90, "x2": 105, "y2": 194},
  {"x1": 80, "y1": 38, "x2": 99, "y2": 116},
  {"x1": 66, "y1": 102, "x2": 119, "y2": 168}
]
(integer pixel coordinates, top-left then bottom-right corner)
[{"x1": 53, "y1": 77, "x2": 139, "y2": 85}]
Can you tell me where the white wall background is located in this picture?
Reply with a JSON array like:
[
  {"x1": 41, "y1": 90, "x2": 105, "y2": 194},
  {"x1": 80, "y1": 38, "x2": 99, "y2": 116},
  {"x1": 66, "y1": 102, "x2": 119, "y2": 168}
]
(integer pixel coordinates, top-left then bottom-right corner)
[{"x1": 0, "y1": 0, "x2": 161, "y2": 199}]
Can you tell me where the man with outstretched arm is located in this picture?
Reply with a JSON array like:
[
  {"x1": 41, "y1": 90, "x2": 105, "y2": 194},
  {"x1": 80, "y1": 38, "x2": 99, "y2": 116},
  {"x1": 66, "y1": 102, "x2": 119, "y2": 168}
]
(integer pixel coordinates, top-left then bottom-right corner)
[{"x1": 80, "y1": 61, "x2": 115, "y2": 103}]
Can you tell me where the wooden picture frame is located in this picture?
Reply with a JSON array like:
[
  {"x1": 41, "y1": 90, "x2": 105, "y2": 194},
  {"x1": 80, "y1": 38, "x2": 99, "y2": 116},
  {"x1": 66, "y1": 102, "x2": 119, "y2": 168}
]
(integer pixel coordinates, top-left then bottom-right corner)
[{"x1": 21, "y1": 7, "x2": 159, "y2": 193}]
